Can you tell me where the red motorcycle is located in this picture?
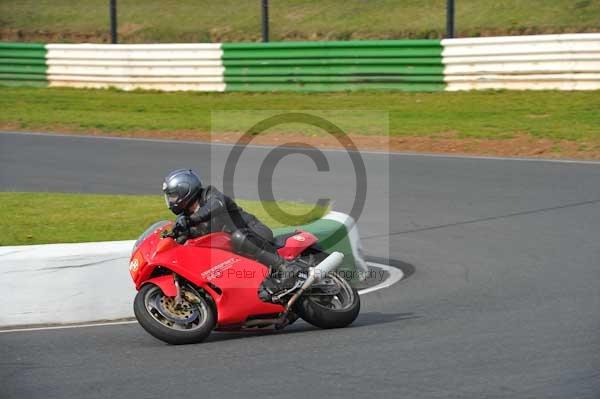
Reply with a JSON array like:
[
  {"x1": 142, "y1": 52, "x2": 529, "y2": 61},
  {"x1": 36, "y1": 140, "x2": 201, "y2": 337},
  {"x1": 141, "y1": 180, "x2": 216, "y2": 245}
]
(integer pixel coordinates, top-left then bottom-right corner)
[{"x1": 129, "y1": 221, "x2": 360, "y2": 344}]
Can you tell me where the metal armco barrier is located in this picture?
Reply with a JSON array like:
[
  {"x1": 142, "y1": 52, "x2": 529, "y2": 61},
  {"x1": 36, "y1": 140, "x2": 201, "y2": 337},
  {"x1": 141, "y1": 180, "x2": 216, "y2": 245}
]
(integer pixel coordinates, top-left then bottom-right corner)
[
  {"x1": 45, "y1": 43, "x2": 225, "y2": 91},
  {"x1": 221, "y1": 40, "x2": 445, "y2": 92},
  {"x1": 1, "y1": 34, "x2": 599, "y2": 91},
  {"x1": 442, "y1": 33, "x2": 600, "y2": 90},
  {"x1": 0, "y1": 42, "x2": 47, "y2": 87}
]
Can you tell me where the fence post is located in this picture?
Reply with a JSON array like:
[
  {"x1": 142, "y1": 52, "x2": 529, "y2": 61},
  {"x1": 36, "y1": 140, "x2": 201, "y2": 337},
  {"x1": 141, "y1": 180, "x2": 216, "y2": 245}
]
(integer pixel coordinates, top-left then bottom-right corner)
[
  {"x1": 446, "y1": 0, "x2": 455, "y2": 38},
  {"x1": 261, "y1": 0, "x2": 269, "y2": 42},
  {"x1": 110, "y1": 0, "x2": 118, "y2": 44}
]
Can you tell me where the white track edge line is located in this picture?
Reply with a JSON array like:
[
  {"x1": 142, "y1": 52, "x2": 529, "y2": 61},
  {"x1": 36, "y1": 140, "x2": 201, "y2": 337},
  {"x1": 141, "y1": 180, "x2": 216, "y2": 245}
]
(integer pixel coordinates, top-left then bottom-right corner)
[
  {"x1": 0, "y1": 320, "x2": 138, "y2": 334},
  {"x1": 358, "y1": 261, "x2": 405, "y2": 295}
]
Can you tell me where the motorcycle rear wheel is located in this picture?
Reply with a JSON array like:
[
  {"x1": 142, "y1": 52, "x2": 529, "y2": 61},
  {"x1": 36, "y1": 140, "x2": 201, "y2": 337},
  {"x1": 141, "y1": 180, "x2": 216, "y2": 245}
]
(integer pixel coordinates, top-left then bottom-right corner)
[
  {"x1": 295, "y1": 273, "x2": 360, "y2": 329},
  {"x1": 134, "y1": 283, "x2": 216, "y2": 345}
]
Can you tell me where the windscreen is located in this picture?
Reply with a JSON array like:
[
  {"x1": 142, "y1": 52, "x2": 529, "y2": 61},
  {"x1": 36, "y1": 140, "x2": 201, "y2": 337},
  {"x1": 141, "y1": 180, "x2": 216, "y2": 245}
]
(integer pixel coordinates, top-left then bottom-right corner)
[{"x1": 132, "y1": 220, "x2": 171, "y2": 254}]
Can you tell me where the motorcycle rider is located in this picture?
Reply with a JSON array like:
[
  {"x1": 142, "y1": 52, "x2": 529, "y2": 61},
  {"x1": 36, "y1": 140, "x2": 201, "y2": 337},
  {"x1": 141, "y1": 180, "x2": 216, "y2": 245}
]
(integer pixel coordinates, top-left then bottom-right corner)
[{"x1": 162, "y1": 169, "x2": 298, "y2": 297}]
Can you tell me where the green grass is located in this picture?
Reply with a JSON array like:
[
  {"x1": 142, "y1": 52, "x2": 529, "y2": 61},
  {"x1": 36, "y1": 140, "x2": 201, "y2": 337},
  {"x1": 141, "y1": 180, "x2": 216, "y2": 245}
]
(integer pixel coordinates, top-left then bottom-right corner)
[
  {"x1": 1, "y1": 0, "x2": 599, "y2": 43},
  {"x1": 1, "y1": 87, "x2": 600, "y2": 142},
  {"x1": 0, "y1": 192, "x2": 327, "y2": 246}
]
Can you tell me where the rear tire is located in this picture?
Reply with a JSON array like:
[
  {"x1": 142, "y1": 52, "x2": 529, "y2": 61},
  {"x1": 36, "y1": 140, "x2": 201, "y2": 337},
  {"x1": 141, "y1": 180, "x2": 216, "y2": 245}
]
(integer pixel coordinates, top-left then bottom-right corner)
[
  {"x1": 134, "y1": 283, "x2": 216, "y2": 345},
  {"x1": 295, "y1": 273, "x2": 360, "y2": 329}
]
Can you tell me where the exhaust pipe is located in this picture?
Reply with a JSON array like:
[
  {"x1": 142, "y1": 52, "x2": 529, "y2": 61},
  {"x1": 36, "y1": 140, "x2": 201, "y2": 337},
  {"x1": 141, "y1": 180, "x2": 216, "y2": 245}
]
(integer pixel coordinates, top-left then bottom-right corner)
[
  {"x1": 243, "y1": 252, "x2": 345, "y2": 330},
  {"x1": 284, "y1": 252, "x2": 344, "y2": 312},
  {"x1": 311, "y1": 251, "x2": 344, "y2": 282}
]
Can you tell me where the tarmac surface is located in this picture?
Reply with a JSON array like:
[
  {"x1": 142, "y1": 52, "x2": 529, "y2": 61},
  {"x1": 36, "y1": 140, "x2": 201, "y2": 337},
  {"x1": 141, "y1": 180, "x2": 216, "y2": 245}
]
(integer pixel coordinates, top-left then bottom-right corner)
[{"x1": 1, "y1": 131, "x2": 599, "y2": 398}]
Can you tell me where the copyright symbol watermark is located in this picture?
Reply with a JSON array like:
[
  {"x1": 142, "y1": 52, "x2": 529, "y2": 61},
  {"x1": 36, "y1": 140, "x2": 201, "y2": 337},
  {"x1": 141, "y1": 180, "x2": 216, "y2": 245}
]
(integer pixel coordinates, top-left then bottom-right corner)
[{"x1": 221, "y1": 112, "x2": 368, "y2": 226}]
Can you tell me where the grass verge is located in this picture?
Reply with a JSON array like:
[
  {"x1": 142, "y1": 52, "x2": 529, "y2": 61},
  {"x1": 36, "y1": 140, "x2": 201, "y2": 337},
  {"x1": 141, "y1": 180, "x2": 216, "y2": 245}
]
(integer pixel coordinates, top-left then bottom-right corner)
[
  {"x1": 2, "y1": 87, "x2": 599, "y2": 142},
  {"x1": 0, "y1": 192, "x2": 327, "y2": 246}
]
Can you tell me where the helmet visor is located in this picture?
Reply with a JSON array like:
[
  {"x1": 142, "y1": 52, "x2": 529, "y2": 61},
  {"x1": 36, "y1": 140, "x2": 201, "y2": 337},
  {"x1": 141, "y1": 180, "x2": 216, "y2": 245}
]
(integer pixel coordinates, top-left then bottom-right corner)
[{"x1": 164, "y1": 192, "x2": 179, "y2": 208}]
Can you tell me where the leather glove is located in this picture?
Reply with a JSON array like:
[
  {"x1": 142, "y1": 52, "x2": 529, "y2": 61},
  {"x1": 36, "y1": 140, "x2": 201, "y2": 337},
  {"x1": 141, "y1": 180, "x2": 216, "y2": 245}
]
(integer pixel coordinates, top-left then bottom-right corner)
[
  {"x1": 175, "y1": 233, "x2": 189, "y2": 245},
  {"x1": 173, "y1": 214, "x2": 189, "y2": 234}
]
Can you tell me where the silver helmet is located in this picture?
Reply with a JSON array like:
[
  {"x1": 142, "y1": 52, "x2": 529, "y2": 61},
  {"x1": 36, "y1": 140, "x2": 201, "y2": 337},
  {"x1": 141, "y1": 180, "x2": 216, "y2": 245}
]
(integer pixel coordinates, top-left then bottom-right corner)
[{"x1": 162, "y1": 169, "x2": 202, "y2": 215}]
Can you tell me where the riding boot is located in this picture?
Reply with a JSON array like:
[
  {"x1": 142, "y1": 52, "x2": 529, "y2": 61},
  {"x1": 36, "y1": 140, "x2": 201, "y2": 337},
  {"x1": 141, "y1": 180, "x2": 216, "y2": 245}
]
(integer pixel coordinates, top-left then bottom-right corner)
[
  {"x1": 258, "y1": 260, "x2": 307, "y2": 302},
  {"x1": 231, "y1": 229, "x2": 303, "y2": 301}
]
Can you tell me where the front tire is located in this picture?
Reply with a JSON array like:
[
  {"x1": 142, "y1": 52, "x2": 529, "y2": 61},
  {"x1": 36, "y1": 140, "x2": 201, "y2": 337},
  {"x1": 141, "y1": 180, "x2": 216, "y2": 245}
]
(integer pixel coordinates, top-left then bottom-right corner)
[
  {"x1": 134, "y1": 283, "x2": 216, "y2": 345},
  {"x1": 295, "y1": 273, "x2": 360, "y2": 329}
]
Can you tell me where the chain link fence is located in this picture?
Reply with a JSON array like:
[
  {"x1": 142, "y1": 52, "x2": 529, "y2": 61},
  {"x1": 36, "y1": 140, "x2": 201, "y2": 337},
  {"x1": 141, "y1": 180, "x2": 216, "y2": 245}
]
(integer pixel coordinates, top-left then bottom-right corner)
[{"x1": 1, "y1": 0, "x2": 598, "y2": 44}]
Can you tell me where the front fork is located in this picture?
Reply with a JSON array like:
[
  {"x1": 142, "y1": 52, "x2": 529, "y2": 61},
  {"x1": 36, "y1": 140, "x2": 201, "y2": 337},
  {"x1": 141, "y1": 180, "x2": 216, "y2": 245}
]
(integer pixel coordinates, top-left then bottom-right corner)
[{"x1": 173, "y1": 274, "x2": 183, "y2": 305}]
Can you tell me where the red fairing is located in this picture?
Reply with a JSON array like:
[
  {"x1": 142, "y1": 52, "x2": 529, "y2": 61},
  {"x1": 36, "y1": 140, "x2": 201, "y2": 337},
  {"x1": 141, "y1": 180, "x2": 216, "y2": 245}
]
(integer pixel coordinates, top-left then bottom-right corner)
[
  {"x1": 131, "y1": 230, "x2": 285, "y2": 327},
  {"x1": 145, "y1": 275, "x2": 178, "y2": 297},
  {"x1": 185, "y1": 233, "x2": 233, "y2": 252},
  {"x1": 277, "y1": 231, "x2": 318, "y2": 260}
]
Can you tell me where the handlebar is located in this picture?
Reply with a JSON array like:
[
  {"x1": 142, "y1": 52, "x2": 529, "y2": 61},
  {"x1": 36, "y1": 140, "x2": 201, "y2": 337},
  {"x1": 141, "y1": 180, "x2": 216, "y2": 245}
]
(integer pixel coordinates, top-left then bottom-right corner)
[
  {"x1": 161, "y1": 228, "x2": 175, "y2": 238},
  {"x1": 161, "y1": 229, "x2": 189, "y2": 244},
  {"x1": 161, "y1": 220, "x2": 210, "y2": 243}
]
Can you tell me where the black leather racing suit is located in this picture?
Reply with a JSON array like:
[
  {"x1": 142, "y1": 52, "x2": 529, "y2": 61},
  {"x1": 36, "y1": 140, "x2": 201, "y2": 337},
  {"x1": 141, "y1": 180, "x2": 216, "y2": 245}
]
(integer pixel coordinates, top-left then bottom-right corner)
[
  {"x1": 186, "y1": 185, "x2": 274, "y2": 242},
  {"x1": 183, "y1": 186, "x2": 299, "y2": 296}
]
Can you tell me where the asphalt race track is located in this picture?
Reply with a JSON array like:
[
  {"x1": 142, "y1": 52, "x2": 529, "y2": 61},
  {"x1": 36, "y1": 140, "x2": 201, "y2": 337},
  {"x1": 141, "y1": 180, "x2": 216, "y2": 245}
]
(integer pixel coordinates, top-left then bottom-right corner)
[{"x1": 1, "y1": 132, "x2": 600, "y2": 398}]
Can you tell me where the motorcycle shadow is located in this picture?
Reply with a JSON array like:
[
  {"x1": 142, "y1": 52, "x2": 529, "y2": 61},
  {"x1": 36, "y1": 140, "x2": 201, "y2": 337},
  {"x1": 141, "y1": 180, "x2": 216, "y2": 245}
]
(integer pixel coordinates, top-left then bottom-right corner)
[{"x1": 206, "y1": 312, "x2": 417, "y2": 343}]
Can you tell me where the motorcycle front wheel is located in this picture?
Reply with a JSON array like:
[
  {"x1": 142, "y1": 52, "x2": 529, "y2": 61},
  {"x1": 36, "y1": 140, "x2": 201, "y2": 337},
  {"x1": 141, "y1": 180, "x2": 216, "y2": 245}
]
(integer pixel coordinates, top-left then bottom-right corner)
[
  {"x1": 295, "y1": 273, "x2": 360, "y2": 329},
  {"x1": 134, "y1": 283, "x2": 216, "y2": 345}
]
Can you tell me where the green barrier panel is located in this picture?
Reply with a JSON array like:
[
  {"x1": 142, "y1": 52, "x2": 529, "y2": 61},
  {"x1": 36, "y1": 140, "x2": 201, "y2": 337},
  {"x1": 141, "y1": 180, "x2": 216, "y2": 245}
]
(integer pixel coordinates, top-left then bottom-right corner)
[
  {"x1": 0, "y1": 49, "x2": 47, "y2": 59},
  {"x1": 0, "y1": 73, "x2": 47, "y2": 81},
  {"x1": 227, "y1": 82, "x2": 444, "y2": 92},
  {"x1": 0, "y1": 65, "x2": 47, "y2": 74},
  {"x1": 0, "y1": 80, "x2": 47, "y2": 88},
  {"x1": 0, "y1": 58, "x2": 49, "y2": 65},
  {"x1": 223, "y1": 48, "x2": 441, "y2": 60},
  {"x1": 226, "y1": 75, "x2": 444, "y2": 83},
  {"x1": 225, "y1": 65, "x2": 443, "y2": 76},
  {"x1": 0, "y1": 42, "x2": 46, "y2": 49},
  {"x1": 223, "y1": 39, "x2": 440, "y2": 49},
  {"x1": 0, "y1": 42, "x2": 47, "y2": 87},
  {"x1": 273, "y1": 218, "x2": 357, "y2": 280},
  {"x1": 223, "y1": 39, "x2": 444, "y2": 92},
  {"x1": 224, "y1": 57, "x2": 442, "y2": 66}
]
